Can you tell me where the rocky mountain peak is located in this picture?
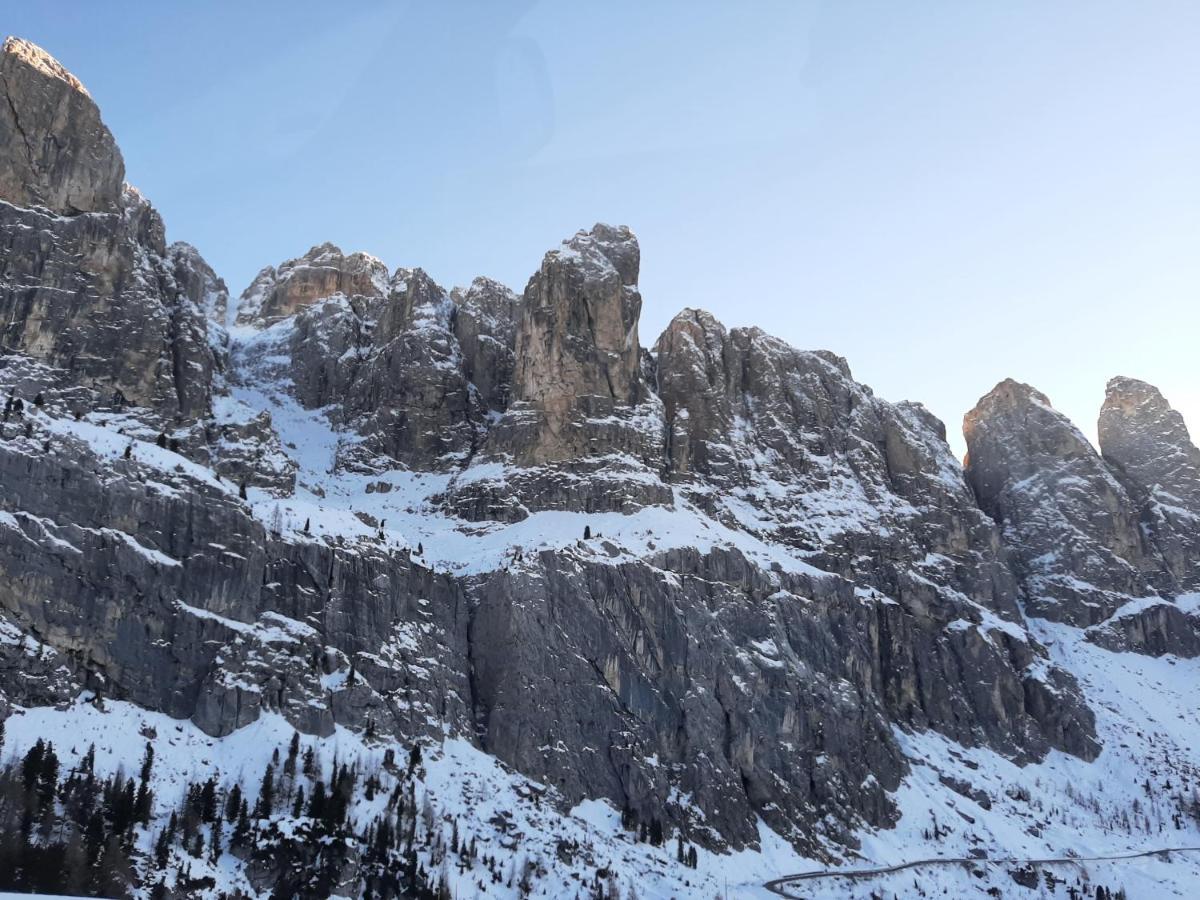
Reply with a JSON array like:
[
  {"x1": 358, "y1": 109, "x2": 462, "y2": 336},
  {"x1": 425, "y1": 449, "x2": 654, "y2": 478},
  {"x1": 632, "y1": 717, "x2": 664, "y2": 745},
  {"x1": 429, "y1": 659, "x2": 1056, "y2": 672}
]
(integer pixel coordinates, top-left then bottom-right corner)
[
  {"x1": 1099, "y1": 376, "x2": 1200, "y2": 502},
  {"x1": 559, "y1": 221, "x2": 640, "y2": 286},
  {"x1": 235, "y1": 242, "x2": 390, "y2": 327},
  {"x1": 0, "y1": 36, "x2": 124, "y2": 214},
  {"x1": 963, "y1": 379, "x2": 1088, "y2": 489},
  {"x1": 1099, "y1": 376, "x2": 1200, "y2": 590},
  {"x1": 3, "y1": 37, "x2": 89, "y2": 95},
  {"x1": 451, "y1": 276, "x2": 522, "y2": 411},
  {"x1": 964, "y1": 379, "x2": 1157, "y2": 624},
  {"x1": 514, "y1": 223, "x2": 643, "y2": 416}
]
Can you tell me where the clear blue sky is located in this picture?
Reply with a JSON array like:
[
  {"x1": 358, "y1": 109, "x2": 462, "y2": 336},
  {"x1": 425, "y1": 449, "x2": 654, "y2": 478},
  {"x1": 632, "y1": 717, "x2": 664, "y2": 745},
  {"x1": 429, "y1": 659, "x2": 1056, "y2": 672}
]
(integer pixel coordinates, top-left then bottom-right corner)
[{"x1": 10, "y1": 1, "x2": 1198, "y2": 457}]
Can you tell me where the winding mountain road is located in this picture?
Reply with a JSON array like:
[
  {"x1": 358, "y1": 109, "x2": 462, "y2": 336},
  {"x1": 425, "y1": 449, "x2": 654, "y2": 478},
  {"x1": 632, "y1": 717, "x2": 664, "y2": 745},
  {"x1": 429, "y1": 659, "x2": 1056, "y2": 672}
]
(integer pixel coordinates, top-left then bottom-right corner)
[{"x1": 763, "y1": 846, "x2": 1200, "y2": 897}]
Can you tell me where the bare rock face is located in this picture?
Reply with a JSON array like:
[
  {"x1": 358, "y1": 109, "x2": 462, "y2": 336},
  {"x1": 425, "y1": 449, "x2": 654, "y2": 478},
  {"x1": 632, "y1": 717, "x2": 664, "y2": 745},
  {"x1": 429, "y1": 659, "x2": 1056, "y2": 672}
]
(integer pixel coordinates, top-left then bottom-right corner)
[
  {"x1": 171, "y1": 240, "x2": 230, "y2": 327},
  {"x1": 1099, "y1": 376, "x2": 1200, "y2": 590},
  {"x1": 444, "y1": 226, "x2": 668, "y2": 520},
  {"x1": 964, "y1": 380, "x2": 1157, "y2": 625},
  {"x1": 235, "y1": 243, "x2": 390, "y2": 327},
  {"x1": 0, "y1": 185, "x2": 220, "y2": 417},
  {"x1": 452, "y1": 276, "x2": 521, "y2": 411},
  {"x1": 515, "y1": 224, "x2": 641, "y2": 400},
  {"x1": 655, "y1": 309, "x2": 1022, "y2": 623},
  {"x1": 235, "y1": 256, "x2": 494, "y2": 469},
  {"x1": 509, "y1": 223, "x2": 647, "y2": 463},
  {"x1": 0, "y1": 37, "x2": 124, "y2": 215},
  {"x1": 0, "y1": 39, "x2": 219, "y2": 418}
]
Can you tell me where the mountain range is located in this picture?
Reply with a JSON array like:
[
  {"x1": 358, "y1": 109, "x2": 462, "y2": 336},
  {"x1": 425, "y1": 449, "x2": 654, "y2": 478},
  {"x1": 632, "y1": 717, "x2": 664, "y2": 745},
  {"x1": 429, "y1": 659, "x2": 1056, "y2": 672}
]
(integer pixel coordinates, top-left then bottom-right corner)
[{"x1": 0, "y1": 36, "x2": 1198, "y2": 900}]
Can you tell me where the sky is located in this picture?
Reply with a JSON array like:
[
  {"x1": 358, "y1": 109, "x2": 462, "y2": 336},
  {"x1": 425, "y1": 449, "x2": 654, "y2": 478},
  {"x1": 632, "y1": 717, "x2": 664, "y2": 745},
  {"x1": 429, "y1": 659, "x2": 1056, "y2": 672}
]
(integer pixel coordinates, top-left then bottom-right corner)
[{"x1": 9, "y1": 1, "x2": 1197, "y2": 458}]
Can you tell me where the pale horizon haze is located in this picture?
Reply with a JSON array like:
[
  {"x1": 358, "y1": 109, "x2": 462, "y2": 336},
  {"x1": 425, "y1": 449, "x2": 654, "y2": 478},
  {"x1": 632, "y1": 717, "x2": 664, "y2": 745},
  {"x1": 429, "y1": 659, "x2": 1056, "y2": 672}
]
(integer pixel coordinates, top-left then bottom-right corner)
[{"x1": 9, "y1": 1, "x2": 1197, "y2": 458}]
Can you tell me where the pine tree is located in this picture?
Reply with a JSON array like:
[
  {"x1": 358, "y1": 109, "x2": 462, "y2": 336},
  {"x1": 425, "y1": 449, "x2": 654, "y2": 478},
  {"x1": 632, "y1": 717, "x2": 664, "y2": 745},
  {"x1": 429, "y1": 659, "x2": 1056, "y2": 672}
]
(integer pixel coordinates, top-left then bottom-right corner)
[
  {"x1": 225, "y1": 783, "x2": 243, "y2": 822},
  {"x1": 308, "y1": 780, "x2": 327, "y2": 823},
  {"x1": 255, "y1": 763, "x2": 275, "y2": 818}
]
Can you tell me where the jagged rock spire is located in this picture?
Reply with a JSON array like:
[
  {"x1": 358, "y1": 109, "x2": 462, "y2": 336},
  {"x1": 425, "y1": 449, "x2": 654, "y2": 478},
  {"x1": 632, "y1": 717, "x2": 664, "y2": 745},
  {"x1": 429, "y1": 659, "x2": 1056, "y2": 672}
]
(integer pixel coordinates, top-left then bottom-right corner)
[
  {"x1": 513, "y1": 223, "x2": 643, "y2": 417},
  {"x1": 1099, "y1": 376, "x2": 1200, "y2": 590},
  {"x1": 963, "y1": 378, "x2": 1155, "y2": 625}
]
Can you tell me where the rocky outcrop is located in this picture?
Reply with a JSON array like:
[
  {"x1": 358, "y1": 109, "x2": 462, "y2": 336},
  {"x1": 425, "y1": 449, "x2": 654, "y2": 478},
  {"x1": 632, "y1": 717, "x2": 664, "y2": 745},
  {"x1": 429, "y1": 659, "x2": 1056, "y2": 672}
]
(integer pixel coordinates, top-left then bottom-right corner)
[
  {"x1": 0, "y1": 185, "x2": 221, "y2": 417},
  {"x1": 1099, "y1": 376, "x2": 1200, "y2": 591},
  {"x1": 0, "y1": 37, "x2": 123, "y2": 215},
  {"x1": 451, "y1": 276, "x2": 521, "y2": 411},
  {"x1": 171, "y1": 241, "x2": 230, "y2": 329},
  {"x1": 234, "y1": 243, "x2": 389, "y2": 327},
  {"x1": 963, "y1": 379, "x2": 1160, "y2": 626},
  {"x1": 509, "y1": 223, "x2": 645, "y2": 462},
  {"x1": 964, "y1": 377, "x2": 1200, "y2": 650},
  {"x1": 1085, "y1": 597, "x2": 1200, "y2": 658},
  {"x1": 0, "y1": 38, "x2": 220, "y2": 418},
  {"x1": 655, "y1": 310, "x2": 1024, "y2": 625},
  {"x1": 444, "y1": 226, "x2": 668, "y2": 519},
  {"x1": 235, "y1": 257, "x2": 493, "y2": 469}
]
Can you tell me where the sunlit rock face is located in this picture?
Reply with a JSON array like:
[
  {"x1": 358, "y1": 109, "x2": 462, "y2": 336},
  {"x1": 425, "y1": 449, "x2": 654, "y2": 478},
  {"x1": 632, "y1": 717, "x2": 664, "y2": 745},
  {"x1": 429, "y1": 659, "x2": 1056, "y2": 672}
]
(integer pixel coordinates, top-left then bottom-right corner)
[
  {"x1": 234, "y1": 243, "x2": 391, "y2": 328},
  {"x1": 509, "y1": 222, "x2": 646, "y2": 462},
  {"x1": 0, "y1": 38, "x2": 220, "y2": 417},
  {"x1": 442, "y1": 224, "x2": 670, "y2": 521},
  {"x1": 0, "y1": 37, "x2": 124, "y2": 215}
]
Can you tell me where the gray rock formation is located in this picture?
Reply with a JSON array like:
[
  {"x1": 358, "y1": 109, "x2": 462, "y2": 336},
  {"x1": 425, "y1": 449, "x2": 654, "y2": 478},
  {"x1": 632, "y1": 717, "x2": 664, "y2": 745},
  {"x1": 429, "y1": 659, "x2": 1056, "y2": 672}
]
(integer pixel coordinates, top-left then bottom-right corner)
[
  {"x1": 0, "y1": 37, "x2": 123, "y2": 215},
  {"x1": 509, "y1": 223, "x2": 646, "y2": 464},
  {"x1": 7, "y1": 36, "x2": 1197, "y2": 879},
  {"x1": 234, "y1": 253, "x2": 493, "y2": 469},
  {"x1": 451, "y1": 276, "x2": 521, "y2": 411},
  {"x1": 964, "y1": 379, "x2": 1158, "y2": 626},
  {"x1": 0, "y1": 38, "x2": 220, "y2": 418},
  {"x1": 444, "y1": 226, "x2": 668, "y2": 520},
  {"x1": 234, "y1": 243, "x2": 389, "y2": 328},
  {"x1": 656, "y1": 309, "x2": 1023, "y2": 625},
  {"x1": 1099, "y1": 376, "x2": 1200, "y2": 591}
]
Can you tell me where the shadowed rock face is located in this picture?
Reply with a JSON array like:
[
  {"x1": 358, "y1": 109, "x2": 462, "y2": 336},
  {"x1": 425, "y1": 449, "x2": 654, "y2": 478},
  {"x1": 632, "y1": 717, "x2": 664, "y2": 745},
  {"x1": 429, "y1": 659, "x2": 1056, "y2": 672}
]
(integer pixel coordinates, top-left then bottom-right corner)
[
  {"x1": 655, "y1": 309, "x2": 1024, "y2": 624},
  {"x1": 0, "y1": 37, "x2": 124, "y2": 215},
  {"x1": 1099, "y1": 376, "x2": 1200, "y2": 591},
  {"x1": 963, "y1": 379, "x2": 1155, "y2": 625},
  {"x1": 452, "y1": 277, "x2": 521, "y2": 412}
]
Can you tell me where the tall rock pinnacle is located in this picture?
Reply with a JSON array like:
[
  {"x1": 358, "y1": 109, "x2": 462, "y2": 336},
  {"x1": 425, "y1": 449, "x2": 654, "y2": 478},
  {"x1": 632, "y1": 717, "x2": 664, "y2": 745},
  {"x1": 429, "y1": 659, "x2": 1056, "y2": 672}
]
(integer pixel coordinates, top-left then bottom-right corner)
[
  {"x1": 0, "y1": 37, "x2": 124, "y2": 214},
  {"x1": 963, "y1": 379, "x2": 1154, "y2": 624},
  {"x1": 511, "y1": 223, "x2": 644, "y2": 461},
  {"x1": 1099, "y1": 376, "x2": 1200, "y2": 590}
]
